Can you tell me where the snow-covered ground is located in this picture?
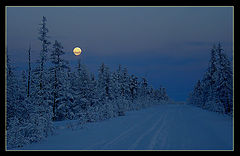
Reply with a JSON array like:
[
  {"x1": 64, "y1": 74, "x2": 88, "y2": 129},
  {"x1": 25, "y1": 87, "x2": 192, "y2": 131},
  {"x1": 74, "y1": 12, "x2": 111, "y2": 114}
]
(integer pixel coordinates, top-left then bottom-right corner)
[{"x1": 16, "y1": 104, "x2": 233, "y2": 151}]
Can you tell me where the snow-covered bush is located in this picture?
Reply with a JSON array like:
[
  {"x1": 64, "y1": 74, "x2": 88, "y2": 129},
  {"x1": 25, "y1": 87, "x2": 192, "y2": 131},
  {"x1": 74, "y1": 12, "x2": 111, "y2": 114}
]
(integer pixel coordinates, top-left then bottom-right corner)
[{"x1": 205, "y1": 100, "x2": 225, "y2": 114}]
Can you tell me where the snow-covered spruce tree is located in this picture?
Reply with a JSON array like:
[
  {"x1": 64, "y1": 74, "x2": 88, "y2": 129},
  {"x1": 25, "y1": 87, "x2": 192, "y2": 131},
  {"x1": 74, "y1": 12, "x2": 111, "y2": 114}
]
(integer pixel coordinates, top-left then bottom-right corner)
[
  {"x1": 35, "y1": 15, "x2": 53, "y2": 119},
  {"x1": 148, "y1": 86, "x2": 160, "y2": 105},
  {"x1": 138, "y1": 77, "x2": 150, "y2": 108},
  {"x1": 78, "y1": 60, "x2": 91, "y2": 110},
  {"x1": 20, "y1": 16, "x2": 55, "y2": 142},
  {"x1": 6, "y1": 54, "x2": 38, "y2": 148},
  {"x1": 201, "y1": 43, "x2": 232, "y2": 114},
  {"x1": 6, "y1": 54, "x2": 23, "y2": 148},
  {"x1": 6, "y1": 54, "x2": 19, "y2": 129},
  {"x1": 7, "y1": 116, "x2": 28, "y2": 148},
  {"x1": 111, "y1": 65, "x2": 122, "y2": 100},
  {"x1": 202, "y1": 45, "x2": 219, "y2": 109},
  {"x1": 96, "y1": 63, "x2": 116, "y2": 120},
  {"x1": 34, "y1": 15, "x2": 54, "y2": 134},
  {"x1": 66, "y1": 69, "x2": 81, "y2": 121},
  {"x1": 215, "y1": 43, "x2": 233, "y2": 115},
  {"x1": 30, "y1": 60, "x2": 54, "y2": 140},
  {"x1": 110, "y1": 65, "x2": 134, "y2": 115},
  {"x1": 54, "y1": 67, "x2": 72, "y2": 121},
  {"x1": 62, "y1": 67, "x2": 75, "y2": 120},
  {"x1": 97, "y1": 63, "x2": 114, "y2": 102},
  {"x1": 111, "y1": 66, "x2": 132, "y2": 112},
  {"x1": 68, "y1": 65, "x2": 80, "y2": 119},
  {"x1": 121, "y1": 67, "x2": 131, "y2": 110},
  {"x1": 109, "y1": 65, "x2": 125, "y2": 116},
  {"x1": 49, "y1": 40, "x2": 69, "y2": 121},
  {"x1": 19, "y1": 70, "x2": 27, "y2": 101},
  {"x1": 189, "y1": 45, "x2": 219, "y2": 111},
  {"x1": 85, "y1": 73, "x2": 102, "y2": 122},
  {"x1": 68, "y1": 59, "x2": 93, "y2": 125},
  {"x1": 191, "y1": 80, "x2": 204, "y2": 108},
  {"x1": 160, "y1": 86, "x2": 169, "y2": 102},
  {"x1": 205, "y1": 84, "x2": 225, "y2": 113},
  {"x1": 129, "y1": 74, "x2": 139, "y2": 109},
  {"x1": 153, "y1": 87, "x2": 160, "y2": 102},
  {"x1": 38, "y1": 16, "x2": 51, "y2": 90}
]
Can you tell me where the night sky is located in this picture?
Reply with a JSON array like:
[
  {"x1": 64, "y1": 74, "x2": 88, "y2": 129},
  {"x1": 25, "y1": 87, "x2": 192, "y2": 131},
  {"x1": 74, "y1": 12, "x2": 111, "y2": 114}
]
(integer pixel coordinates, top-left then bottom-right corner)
[{"x1": 6, "y1": 6, "x2": 233, "y2": 102}]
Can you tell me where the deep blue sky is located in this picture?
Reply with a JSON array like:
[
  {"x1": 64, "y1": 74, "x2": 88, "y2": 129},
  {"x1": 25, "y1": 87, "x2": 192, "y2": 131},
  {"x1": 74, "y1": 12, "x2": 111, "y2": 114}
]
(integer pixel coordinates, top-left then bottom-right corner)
[{"x1": 6, "y1": 7, "x2": 233, "y2": 102}]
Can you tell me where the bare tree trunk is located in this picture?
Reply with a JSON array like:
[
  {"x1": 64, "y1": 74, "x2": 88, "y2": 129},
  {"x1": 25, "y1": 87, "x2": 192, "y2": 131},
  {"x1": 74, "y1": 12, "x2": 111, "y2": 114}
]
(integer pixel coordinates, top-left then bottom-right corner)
[
  {"x1": 27, "y1": 44, "x2": 31, "y2": 97},
  {"x1": 53, "y1": 69, "x2": 57, "y2": 121}
]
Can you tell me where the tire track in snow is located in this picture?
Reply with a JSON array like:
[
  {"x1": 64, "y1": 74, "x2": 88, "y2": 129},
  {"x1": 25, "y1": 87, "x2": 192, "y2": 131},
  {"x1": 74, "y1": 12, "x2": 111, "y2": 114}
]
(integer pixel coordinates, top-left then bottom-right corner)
[
  {"x1": 102, "y1": 111, "x2": 159, "y2": 149},
  {"x1": 128, "y1": 110, "x2": 166, "y2": 150},
  {"x1": 178, "y1": 105, "x2": 191, "y2": 149},
  {"x1": 147, "y1": 109, "x2": 169, "y2": 149}
]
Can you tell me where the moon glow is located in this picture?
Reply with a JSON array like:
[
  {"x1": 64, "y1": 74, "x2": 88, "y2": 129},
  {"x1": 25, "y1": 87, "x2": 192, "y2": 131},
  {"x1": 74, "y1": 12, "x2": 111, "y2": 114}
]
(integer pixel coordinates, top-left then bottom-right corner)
[{"x1": 73, "y1": 47, "x2": 82, "y2": 56}]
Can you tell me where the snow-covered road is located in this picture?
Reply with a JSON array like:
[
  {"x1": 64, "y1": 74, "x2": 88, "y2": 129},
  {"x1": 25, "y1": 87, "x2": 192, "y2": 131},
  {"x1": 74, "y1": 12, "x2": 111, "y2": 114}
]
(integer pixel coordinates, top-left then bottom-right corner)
[{"x1": 19, "y1": 104, "x2": 233, "y2": 150}]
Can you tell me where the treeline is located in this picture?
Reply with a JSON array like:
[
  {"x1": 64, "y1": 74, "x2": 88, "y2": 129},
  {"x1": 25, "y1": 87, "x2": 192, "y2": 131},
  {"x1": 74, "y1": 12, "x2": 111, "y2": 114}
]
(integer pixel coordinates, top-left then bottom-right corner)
[
  {"x1": 187, "y1": 43, "x2": 233, "y2": 115},
  {"x1": 6, "y1": 16, "x2": 169, "y2": 149}
]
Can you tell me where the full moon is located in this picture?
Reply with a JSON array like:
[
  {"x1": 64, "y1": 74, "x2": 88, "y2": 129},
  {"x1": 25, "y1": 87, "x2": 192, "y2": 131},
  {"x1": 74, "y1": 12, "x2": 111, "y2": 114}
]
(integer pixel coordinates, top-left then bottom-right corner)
[{"x1": 73, "y1": 47, "x2": 82, "y2": 56}]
